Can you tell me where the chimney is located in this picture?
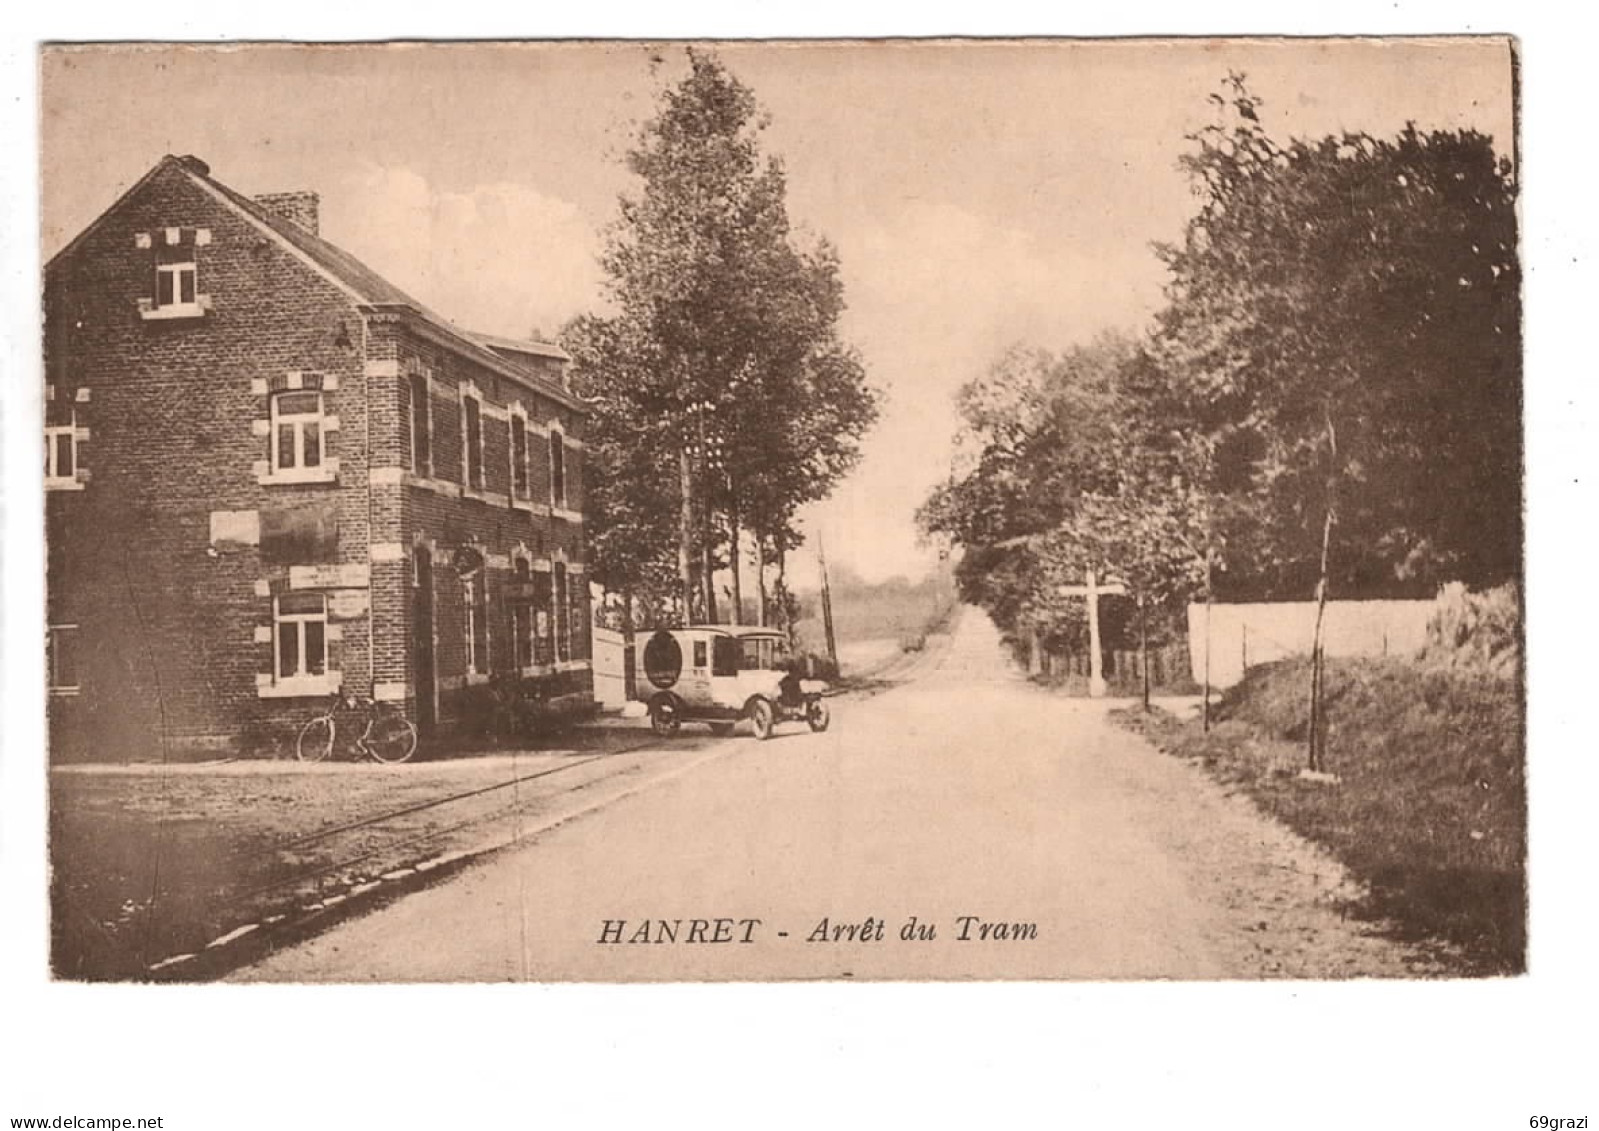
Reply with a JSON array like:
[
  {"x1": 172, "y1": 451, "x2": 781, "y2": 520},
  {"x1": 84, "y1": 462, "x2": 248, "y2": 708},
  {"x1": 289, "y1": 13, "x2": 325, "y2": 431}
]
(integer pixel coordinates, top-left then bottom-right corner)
[
  {"x1": 254, "y1": 191, "x2": 321, "y2": 236},
  {"x1": 174, "y1": 154, "x2": 211, "y2": 177}
]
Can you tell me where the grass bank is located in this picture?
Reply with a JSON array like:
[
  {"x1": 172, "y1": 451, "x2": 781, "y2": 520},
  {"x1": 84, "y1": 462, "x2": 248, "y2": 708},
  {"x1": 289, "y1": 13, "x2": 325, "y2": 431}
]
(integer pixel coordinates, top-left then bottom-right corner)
[{"x1": 1113, "y1": 656, "x2": 1524, "y2": 974}]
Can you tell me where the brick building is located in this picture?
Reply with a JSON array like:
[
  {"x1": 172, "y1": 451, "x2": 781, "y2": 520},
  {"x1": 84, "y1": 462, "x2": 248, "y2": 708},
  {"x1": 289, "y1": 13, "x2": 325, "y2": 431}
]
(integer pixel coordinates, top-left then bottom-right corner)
[{"x1": 45, "y1": 154, "x2": 591, "y2": 759}]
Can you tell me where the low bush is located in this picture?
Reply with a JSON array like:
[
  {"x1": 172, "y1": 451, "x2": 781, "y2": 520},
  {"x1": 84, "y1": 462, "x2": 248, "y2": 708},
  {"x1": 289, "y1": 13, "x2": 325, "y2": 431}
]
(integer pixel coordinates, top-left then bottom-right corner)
[{"x1": 1422, "y1": 582, "x2": 1520, "y2": 676}]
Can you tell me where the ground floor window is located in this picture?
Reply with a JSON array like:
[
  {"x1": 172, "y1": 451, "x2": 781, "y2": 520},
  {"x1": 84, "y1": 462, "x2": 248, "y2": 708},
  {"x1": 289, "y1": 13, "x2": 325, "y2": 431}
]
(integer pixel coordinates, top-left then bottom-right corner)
[
  {"x1": 569, "y1": 571, "x2": 588, "y2": 659},
  {"x1": 512, "y1": 559, "x2": 534, "y2": 668},
  {"x1": 554, "y1": 563, "x2": 570, "y2": 663},
  {"x1": 533, "y1": 571, "x2": 554, "y2": 666},
  {"x1": 48, "y1": 624, "x2": 79, "y2": 692},
  {"x1": 45, "y1": 410, "x2": 84, "y2": 489},
  {"x1": 463, "y1": 575, "x2": 489, "y2": 676},
  {"x1": 274, "y1": 593, "x2": 327, "y2": 680}
]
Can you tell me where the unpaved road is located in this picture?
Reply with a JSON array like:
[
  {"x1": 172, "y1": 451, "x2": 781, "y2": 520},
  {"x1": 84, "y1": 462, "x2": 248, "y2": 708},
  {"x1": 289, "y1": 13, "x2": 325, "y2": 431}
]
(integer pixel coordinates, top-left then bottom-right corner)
[{"x1": 235, "y1": 608, "x2": 1447, "y2": 981}]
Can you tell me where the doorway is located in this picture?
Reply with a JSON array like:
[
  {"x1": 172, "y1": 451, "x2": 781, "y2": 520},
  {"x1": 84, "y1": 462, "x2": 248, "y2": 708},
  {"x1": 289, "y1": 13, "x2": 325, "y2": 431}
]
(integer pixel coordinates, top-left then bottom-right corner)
[{"x1": 412, "y1": 546, "x2": 437, "y2": 733}]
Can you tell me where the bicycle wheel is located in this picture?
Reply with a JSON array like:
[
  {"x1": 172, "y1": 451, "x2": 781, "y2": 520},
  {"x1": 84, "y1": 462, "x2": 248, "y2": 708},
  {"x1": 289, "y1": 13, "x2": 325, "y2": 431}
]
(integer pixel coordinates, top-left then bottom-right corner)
[
  {"x1": 297, "y1": 715, "x2": 336, "y2": 762},
  {"x1": 365, "y1": 715, "x2": 418, "y2": 764}
]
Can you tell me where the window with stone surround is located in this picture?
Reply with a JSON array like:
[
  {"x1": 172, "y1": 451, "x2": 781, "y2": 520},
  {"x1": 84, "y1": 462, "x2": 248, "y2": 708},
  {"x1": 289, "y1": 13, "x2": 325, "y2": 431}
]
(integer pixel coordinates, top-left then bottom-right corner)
[
  {"x1": 463, "y1": 574, "x2": 489, "y2": 677},
  {"x1": 270, "y1": 390, "x2": 334, "y2": 478},
  {"x1": 45, "y1": 410, "x2": 84, "y2": 490},
  {"x1": 410, "y1": 371, "x2": 433, "y2": 477},
  {"x1": 156, "y1": 260, "x2": 197, "y2": 311},
  {"x1": 512, "y1": 557, "x2": 534, "y2": 669},
  {"x1": 462, "y1": 392, "x2": 485, "y2": 490},
  {"x1": 137, "y1": 227, "x2": 211, "y2": 320},
  {"x1": 274, "y1": 593, "x2": 328, "y2": 683},
  {"x1": 533, "y1": 570, "x2": 554, "y2": 666},
  {"x1": 553, "y1": 562, "x2": 570, "y2": 664},
  {"x1": 510, "y1": 413, "x2": 529, "y2": 501},
  {"x1": 549, "y1": 429, "x2": 567, "y2": 510}
]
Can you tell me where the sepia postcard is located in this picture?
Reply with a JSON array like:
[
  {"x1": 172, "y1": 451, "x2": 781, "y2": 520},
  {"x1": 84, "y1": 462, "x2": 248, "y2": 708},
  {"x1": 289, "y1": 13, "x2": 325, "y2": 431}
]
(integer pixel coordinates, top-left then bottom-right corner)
[{"x1": 36, "y1": 37, "x2": 1526, "y2": 995}]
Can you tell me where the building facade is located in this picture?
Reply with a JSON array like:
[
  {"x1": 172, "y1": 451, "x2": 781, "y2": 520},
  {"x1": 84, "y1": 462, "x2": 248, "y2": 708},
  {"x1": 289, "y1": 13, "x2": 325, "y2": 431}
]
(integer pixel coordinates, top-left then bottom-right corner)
[{"x1": 45, "y1": 154, "x2": 591, "y2": 760}]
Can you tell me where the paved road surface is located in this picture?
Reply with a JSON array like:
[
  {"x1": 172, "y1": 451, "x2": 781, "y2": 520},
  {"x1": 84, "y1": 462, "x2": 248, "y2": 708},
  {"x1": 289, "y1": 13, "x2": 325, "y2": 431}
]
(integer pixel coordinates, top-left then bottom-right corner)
[{"x1": 235, "y1": 608, "x2": 1439, "y2": 981}]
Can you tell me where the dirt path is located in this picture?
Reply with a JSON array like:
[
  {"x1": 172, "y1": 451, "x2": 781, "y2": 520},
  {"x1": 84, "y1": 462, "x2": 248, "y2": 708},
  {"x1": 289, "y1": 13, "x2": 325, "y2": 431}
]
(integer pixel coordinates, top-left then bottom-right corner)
[{"x1": 234, "y1": 607, "x2": 1448, "y2": 981}]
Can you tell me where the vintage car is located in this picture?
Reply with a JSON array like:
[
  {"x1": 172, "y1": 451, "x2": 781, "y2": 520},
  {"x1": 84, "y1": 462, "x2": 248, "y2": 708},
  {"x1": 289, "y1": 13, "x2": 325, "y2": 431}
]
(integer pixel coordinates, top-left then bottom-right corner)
[{"x1": 639, "y1": 625, "x2": 831, "y2": 740}]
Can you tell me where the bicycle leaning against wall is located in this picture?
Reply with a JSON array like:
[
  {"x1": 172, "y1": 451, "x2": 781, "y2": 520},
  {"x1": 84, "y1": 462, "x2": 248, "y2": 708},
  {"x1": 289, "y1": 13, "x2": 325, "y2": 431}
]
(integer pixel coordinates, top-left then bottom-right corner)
[{"x1": 296, "y1": 691, "x2": 419, "y2": 764}]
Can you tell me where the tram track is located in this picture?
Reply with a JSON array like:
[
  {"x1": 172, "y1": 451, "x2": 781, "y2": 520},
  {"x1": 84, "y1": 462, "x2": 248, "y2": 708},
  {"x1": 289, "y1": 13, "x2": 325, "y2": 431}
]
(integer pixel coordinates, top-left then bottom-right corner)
[
  {"x1": 230, "y1": 738, "x2": 665, "y2": 905},
  {"x1": 141, "y1": 733, "x2": 725, "y2": 977}
]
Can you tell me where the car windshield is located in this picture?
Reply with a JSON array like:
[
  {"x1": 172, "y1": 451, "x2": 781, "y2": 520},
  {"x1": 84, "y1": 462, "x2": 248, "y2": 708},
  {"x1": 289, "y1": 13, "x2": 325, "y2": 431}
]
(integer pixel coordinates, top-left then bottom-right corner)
[{"x1": 737, "y1": 636, "x2": 788, "y2": 672}]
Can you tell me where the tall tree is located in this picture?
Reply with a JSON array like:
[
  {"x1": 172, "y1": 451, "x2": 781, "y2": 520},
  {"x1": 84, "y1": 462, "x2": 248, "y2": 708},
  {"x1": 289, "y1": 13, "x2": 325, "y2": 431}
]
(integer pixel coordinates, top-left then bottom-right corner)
[
  {"x1": 569, "y1": 49, "x2": 878, "y2": 627},
  {"x1": 918, "y1": 335, "x2": 1207, "y2": 665},
  {"x1": 1154, "y1": 74, "x2": 1520, "y2": 602},
  {"x1": 1153, "y1": 74, "x2": 1520, "y2": 762}
]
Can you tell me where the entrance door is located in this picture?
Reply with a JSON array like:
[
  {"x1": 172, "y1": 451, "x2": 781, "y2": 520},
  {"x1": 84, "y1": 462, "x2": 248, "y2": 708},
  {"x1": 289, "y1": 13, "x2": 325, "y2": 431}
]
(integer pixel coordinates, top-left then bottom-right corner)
[{"x1": 412, "y1": 547, "x2": 437, "y2": 733}]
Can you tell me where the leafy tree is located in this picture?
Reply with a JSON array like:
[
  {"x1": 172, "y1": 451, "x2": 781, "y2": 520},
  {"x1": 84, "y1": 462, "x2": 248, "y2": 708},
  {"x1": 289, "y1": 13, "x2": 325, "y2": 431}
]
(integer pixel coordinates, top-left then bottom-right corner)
[
  {"x1": 922, "y1": 74, "x2": 1519, "y2": 748},
  {"x1": 919, "y1": 336, "x2": 1205, "y2": 671},
  {"x1": 561, "y1": 313, "x2": 680, "y2": 627},
  {"x1": 1152, "y1": 74, "x2": 1520, "y2": 763},
  {"x1": 567, "y1": 49, "x2": 878, "y2": 628},
  {"x1": 1154, "y1": 74, "x2": 1520, "y2": 601}
]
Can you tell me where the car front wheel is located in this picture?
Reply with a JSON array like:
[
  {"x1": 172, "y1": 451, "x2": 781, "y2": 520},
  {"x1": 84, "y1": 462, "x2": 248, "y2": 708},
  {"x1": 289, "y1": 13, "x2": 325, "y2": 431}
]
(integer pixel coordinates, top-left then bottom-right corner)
[
  {"x1": 749, "y1": 698, "x2": 776, "y2": 741},
  {"x1": 806, "y1": 699, "x2": 831, "y2": 733}
]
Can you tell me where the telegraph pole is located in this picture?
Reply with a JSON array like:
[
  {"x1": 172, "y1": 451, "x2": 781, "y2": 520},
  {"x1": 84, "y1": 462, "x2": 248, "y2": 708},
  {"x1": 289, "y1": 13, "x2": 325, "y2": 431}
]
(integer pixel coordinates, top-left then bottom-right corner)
[{"x1": 816, "y1": 532, "x2": 838, "y2": 669}]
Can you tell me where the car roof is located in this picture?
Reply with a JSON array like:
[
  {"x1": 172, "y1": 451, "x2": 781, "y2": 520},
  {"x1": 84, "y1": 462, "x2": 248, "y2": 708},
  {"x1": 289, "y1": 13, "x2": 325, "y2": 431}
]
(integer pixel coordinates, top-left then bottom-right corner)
[{"x1": 680, "y1": 624, "x2": 787, "y2": 639}]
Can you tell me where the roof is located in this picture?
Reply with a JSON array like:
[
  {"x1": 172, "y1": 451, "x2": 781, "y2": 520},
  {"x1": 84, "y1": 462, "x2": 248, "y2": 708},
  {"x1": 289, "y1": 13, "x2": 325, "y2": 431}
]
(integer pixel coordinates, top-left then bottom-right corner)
[
  {"x1": 680, "y1": 624, "x2": 788, "y2": 639},
  {"x1": 467, "y1": 329, "x2": 572, "y2": 364},
  {"x1": 49, "y1": 154, "x2": 582, "y2": 411}
]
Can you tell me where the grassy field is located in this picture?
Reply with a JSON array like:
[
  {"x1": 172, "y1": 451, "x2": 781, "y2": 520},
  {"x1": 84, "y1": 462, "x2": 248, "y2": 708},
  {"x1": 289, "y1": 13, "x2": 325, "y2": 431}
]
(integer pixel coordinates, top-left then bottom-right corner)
[
  {"x1": 1113, "y1": 655, "x2": 1525, "y2": 974},
  {"x1": 793, "y1": 568, "x2": 959, "y2": 659}
]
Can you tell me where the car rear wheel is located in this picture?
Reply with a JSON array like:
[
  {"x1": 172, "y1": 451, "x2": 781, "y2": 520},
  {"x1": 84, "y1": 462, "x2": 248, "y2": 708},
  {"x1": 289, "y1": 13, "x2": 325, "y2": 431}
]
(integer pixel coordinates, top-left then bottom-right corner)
[
  {"x1": 749, "y1": 698, "x2": 776, "y2": 741},
  {"x1": 650, "y1": 695, "x2": 681, "y2": 738}
]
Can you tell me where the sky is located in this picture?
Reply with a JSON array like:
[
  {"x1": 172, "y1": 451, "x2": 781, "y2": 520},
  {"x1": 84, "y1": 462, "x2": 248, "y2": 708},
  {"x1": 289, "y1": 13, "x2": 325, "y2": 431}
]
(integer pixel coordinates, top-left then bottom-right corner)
[{"x1": 39, "y1": 39, "x2": 1515, "y2": 588}]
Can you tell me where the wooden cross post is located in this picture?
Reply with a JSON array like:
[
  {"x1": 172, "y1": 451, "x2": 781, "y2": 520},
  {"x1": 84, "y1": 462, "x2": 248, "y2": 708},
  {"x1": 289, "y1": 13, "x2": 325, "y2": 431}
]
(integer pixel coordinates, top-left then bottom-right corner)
[{"x1": 1059, "y1": 568, "x2": 1127, "y2": 698}]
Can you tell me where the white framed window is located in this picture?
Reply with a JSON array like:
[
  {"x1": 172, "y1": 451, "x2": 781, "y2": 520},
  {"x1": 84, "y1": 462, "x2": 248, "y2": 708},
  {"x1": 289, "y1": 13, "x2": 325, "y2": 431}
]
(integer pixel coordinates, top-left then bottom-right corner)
[
  {"x1": 48, "y1": 624, "x2": 80, "y2": 694},
  {"x1": 462, "y1": 392, "x2": 485, "y2": 489},
  {"x1": 274, "y1": 593, "x2": 328, "y2": 682},
  {"x1": 156, "y1": 261, "x2": 198, "y2": 311},
  {"x1": 549, "y1": 429, "x2": 567, "y2": 510},
  {"x1": 45, "y1": 411, "x2": 84, "y2": 489},
  {"x1": 138, "y1": 232, "x2": 210, "y2": 321},
  {"x1": 270, "y1": 390, "x2": 333, "y2": 476}
]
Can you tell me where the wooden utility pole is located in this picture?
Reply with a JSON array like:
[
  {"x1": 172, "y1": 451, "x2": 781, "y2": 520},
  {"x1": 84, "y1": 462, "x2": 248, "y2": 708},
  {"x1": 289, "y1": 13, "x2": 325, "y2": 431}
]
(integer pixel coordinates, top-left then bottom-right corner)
[
  {"x1": 754, "y1": 532, "x2": 768, "y2": 627},
  {"x1": 816, "y1": 532, "x2": 838, "y2": 669},
  {"x1": 678, "y1": 446, "x2": 695, "y2": 625},
  {"x1": 1138, "y1": 592, "x2": 1150, "y2": 712},
  {"x1": 1306, "y1": 407, "x2": 1339, "y2": 773},
  {"x1": 1203, "y1": 555, "x2": 1213, "y2": 733}
]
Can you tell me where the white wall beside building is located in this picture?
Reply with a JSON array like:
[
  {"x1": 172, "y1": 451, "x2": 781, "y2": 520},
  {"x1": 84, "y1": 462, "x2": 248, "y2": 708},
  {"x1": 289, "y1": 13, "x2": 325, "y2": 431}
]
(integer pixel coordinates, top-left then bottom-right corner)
[{"x1": 1188, "y1": 600, "x2": 1434, "y2": 690}]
